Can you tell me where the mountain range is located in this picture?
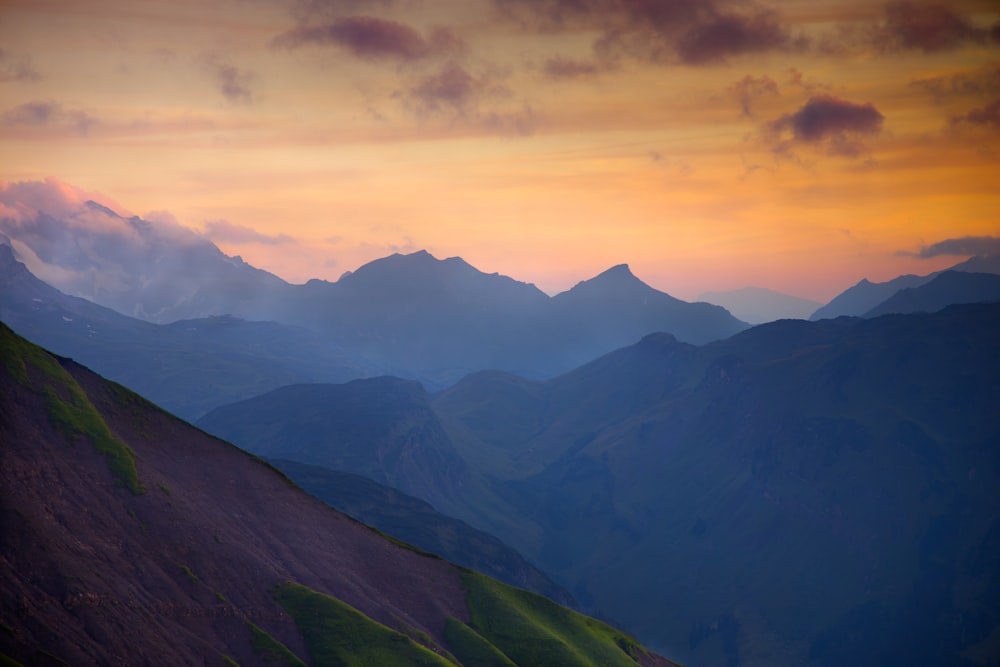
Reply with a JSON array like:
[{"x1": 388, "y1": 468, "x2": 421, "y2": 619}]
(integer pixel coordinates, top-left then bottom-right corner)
[
  {"x1": 810, "y1": 254, "x2": 1000, "y2": 320},
  {"x1": 0, "y1": 322, "x2": 676, "y2": 666},
  {"x1": 0, "y1": 243, "x2": 373, "y2": 420},
  {"x1": 200, "y1": 303, "x2": 1000, "y2": 666},
  {"x1": 2, "y1": 210, "x2": 749, "y2": 387}
]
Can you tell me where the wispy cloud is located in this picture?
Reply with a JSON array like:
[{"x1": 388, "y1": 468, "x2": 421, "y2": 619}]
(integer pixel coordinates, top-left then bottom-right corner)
[
  {"x1": 1, "y1": 101, "x2": 98, "y2": 135},
  {"x1": 495, "y1": 0, "x2": 807, "y2": 66},
  {"x1": 868, "y1": 1, "x2": 1000, "y2": 53},
  {"x1": 273, "y1": 15, "x2": 464, "y2": 62},
  {"x1": 901, "y1": 236, "x2": 1000, "y2": 258},
  {"x1": 910, "y1": 65, "x2": 1000, "y2": 103},
  {"x1": 950, "y1": 99, "x2": 1000, "y2": 131},
  {"x1": 728, "y1": 74, "x2": 779, "y2": 118},
  {"x1": 203, "y1": 219, "x2": 296, "y2": 245},
  {"x1": 0, "y1": 49, "x2": 40, "y2": 82},
  {"x1": 200, "y1": 54, "x2": 256, "y2": 105}
]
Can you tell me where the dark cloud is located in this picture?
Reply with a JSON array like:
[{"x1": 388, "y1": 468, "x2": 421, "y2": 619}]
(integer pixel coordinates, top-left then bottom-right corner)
[
  {"x1": 910, "y1": 66, "x2": 1000, "y2": 103},
  {"x1": 675, "y1": 10, "x2": 804, "y2": 65},
  {"x1": 950, "y1": 98, "x2": 1000, "y2": 131},
  {"x1": 496, "y1": 0, "x2": 806, "y2": 66},
  {"x1": 869, "y1": 2, "x2": 998, "y2": 53},
  {"x1": 273, "y1": 16, "x2": 464, "y2": 61},
  {"x1": 541, "y1": 56, "x2": 604, "y2": 80},
  {"x1": 1, "y1": 101, "x2": 97, "y2": 135},
  {"x1": 765, "y1": 95, "x2": 884, "y2": 158},
  {"x1": 203, "y1": 220, "x2": 296, "y2": 246},
  {"x1": 0, "y1": 49, "x2": 40, "y2": 82},
  {"x1": 728, "y1": 74, "x2": 779, "y2": 118},
  {"x1": 768, "y1": 95, "x2": 883, "y2": 142},
  {"x1": 907, "y1": 236, "x2": 1000, "y2": 258}
]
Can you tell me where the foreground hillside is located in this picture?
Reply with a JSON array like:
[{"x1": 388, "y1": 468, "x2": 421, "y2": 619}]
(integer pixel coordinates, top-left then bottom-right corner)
[
  {"x1": 0, "y1": 323, "x2": 676, "y2": 667},
  {"x1": 203, "y1": 304, "x2": 1000, "y2": 666}
]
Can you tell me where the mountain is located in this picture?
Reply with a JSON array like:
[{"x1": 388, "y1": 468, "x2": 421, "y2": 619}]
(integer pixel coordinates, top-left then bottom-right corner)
[
  {"x1": 211, "y1": 304, "x2": 1000, "y2": 665},
  {"x1": 1, "y1": 184, "x2": 748, "y2": 384},
  {"x1": 0, "y1": 321, "x2": 677, "y2": 667},
  {"x1": 544, "y1": 264, "x2": 747, "y2": 371},
  {"x1": 698, "y1": 286, "x2": 822, "y2": 323},
  {"x1": 810, "y1": 273, "x2": 932, "y2": 320},
  {"x1": 197, "y1": 377, "x2": 474, "y2": 513},
  {"x1": 0, "y1": 244, "x2": 373, "y2": 419},
  {"x1": 864, "y1": 270, "x2": 1000, "y2": 317},
  {"x1": 810, "y1": 254, "x2": 1000, "y2": 320},
  {"x1": 437, "y1": 304, "x2": 1000, "y2": 666},
  {"x1": 268, "y1": 458, "x2": 575, "y2": 607},
  {"x1": 0, "y1": 195, "x2": 290, "y2": 323}
]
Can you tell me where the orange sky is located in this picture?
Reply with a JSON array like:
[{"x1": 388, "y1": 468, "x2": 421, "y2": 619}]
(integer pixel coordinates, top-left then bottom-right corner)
[{"x1": 1, "y1": 0, "x2": 998, "y2": 300}]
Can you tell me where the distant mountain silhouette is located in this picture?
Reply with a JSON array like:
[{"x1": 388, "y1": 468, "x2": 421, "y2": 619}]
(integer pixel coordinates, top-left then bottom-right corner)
[
  {"x1": 207, "y1": 304, "x2": 1000, "y2": 665},
  {"x1": 0, "y1": 322, "x2": 677, "y2": 667},
  {"x1": 699, "y1": 286, "x2": 822, "y2": 323},
  {"x1": 810, "y1": 273, "x2": 932, "y2": 320},
  {"x1": 0, "y1": 244, "x2": 372, "y2": 419},
  {"x1": 864, "y1": 270, "x2": 1000, "y2": 317},
  {"x1": 811, "y1": 254, "x2": 1000, "y2": 320},
  {"x1": 3, "y1": 209, "x2": 749, "y2": 385}
]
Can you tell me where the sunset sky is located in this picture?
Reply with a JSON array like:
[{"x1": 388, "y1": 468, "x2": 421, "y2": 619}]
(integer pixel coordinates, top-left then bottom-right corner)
[{"x1": 1, "y1": 0, "x2": 998, "y2": 301}]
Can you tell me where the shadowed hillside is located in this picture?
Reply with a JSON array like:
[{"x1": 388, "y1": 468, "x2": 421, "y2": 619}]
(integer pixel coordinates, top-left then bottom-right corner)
[{"x1": 0, "y1": 322, "x2": 677, "y2": 667}]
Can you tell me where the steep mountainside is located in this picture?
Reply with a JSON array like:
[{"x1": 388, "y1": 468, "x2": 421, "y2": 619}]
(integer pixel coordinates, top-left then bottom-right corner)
[
  {"x1": 864, "y1": 270, "x2": 1000, "y2": 317},
  {"x1": 0, "y1": 322, "x2": 676, "y2": 667},
  {"x1": 0, "y1": 244, "x2": 373, "y2": 419}
]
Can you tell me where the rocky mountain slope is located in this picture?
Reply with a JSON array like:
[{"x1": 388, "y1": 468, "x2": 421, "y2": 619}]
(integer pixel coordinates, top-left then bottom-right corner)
[{"x1": 0, "y1": 322, "x2": 677, "y2": 667}]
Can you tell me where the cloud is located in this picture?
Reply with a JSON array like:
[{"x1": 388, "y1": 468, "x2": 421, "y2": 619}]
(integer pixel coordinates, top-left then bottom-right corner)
[
  {"x1": 764, "y1": 94, "x2": 884, "y2": 157},
  {"x1": 200, "y1": 55, "x2": 256, "y2": 105},
  {"x1": 203, "y1": 219, "x2": 296, "y2": 245},
  {"x1": 950, "y1": 99, "x2": 1000, "y2": 132},
  {"x1": 728, "y1": 74, "x2": 779, "y2": 118},
  {"x1": 910, "y1": 66, "x2": 1000, "y2": 103},
  {"x1": 868, "y1": 2, "x2": 999, "y2": 53},
  {"x1": 402, "y1": 62, "x2": 535, "y2": 135},
  {"x1": 904, "y1": 236, "x2": 1000, "y2": 258},
  {"x1": 0, "y1": 48, "x2": 40, "y2": 82},
  {"x1": 674, "y1": 10, "x2": 805, "y2": 65},
  {"x1": 541, "y1": 56, "x2": 604, "y2": 80},
  {"x1": 496, "y1": 0, "x2": 806, "y2": 66},
  {"x1": 273, "y1": 15, "x2": 464, "y2": 61},
  {"x1": 1, "y1": 101, "x2": 98, "y2": 135}
]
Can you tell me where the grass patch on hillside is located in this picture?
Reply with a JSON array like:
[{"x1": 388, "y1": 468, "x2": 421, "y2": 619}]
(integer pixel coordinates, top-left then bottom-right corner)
[
  {"x1": 246, "y1": 620, "x2": 307, "y2": 667},
  {"x1": 443, "y1": 616, "x2": 517, "y2": 667},
  {"x1": 460, "y1": 570, "x2": 644, "y2": 667},
  {"x1": 179, "y1": 565, "x2": 199, "y2": 584},
  {"x1": 0, "y1": 324, "x2": 144, "y2": 494},
  {"x1": 273, "y1": 581, "x2": 454, "y2": 667}
]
